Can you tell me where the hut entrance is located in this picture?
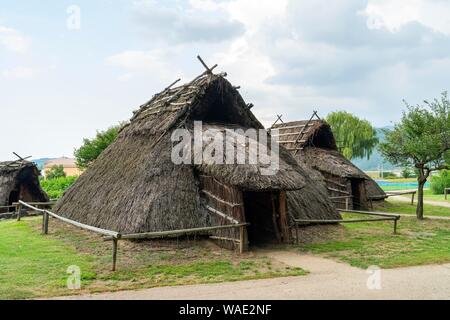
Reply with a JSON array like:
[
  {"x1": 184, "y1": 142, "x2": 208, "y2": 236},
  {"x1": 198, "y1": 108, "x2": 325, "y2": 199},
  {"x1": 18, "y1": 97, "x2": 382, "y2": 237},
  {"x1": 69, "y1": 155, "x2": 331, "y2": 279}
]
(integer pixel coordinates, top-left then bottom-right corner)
[
  {"x1": 243, "y1": 191, "x2": 289, "y2": 246},
  {"x1": 8, "y1": 190, "x2": 19, "y2": 205},
  {"x1": 350, "y1": 179, "x2": 368, "y2": 210}
]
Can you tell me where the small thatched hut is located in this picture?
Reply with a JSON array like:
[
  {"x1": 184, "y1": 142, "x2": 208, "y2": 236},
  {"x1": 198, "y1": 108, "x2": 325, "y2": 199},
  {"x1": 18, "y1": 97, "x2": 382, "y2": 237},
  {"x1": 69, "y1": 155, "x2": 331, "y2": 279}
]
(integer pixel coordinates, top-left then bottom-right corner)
[
  {"x1": 0, "y1": 160, "x2": 49, "y2": 212},
  {"x1": 272, "y1": 119, "x2": 386, "y2": 210},
  {"x1": 54, "y1": 71, "x2": 340, "y2": 249}
]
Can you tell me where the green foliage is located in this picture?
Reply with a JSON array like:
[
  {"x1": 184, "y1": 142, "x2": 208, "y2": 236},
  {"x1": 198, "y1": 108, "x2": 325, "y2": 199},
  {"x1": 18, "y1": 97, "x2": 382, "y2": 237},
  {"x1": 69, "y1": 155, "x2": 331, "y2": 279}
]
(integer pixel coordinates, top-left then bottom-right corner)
[
  {"x1": 40, "y1": 176, "x2": 78, "y2": 199},
  {"x1": 381, "y1": 171, "x2": 397, "y2": 179},
  {"x1": 430, "y1": 170, "x2": 450, "y2": 195},
  {"x1": 326, "y1": 111, "x2": 379, "y2": 160},
  {"x1": 74, "y1": 125, "x2": 121, "y2": 169},
  {"x1": 379, "y1": 92, "x2": 450, "y2": 171},
  {"x1": 379, "y1": 92, "x2": 450, "y2": 218},
  {"x1": 45, "y1": 165, "x2": 66, "y2": 180},
  {"x1": 401, "y1": 167, "x2": 413, "y2": 179}
]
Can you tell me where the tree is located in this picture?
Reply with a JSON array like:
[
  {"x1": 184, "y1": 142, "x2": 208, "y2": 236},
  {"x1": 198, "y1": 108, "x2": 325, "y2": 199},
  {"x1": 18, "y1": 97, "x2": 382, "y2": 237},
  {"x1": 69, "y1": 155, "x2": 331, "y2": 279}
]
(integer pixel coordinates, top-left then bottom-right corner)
[
  {"x1": 74, "y1": 125, "x2": 121, "y2": 169},
  {"x1": 45, "y1": 165, "x2": 66, "y2": 180},
  {"x1": 326, "y1": 111, "x2": 379, "y2": 160},
  {"x1": 379, "y1": 92, "x2": 450, "y2": 219},
  {"x1": 401, "y1": 167, "x2": 412, "y2": 179}
]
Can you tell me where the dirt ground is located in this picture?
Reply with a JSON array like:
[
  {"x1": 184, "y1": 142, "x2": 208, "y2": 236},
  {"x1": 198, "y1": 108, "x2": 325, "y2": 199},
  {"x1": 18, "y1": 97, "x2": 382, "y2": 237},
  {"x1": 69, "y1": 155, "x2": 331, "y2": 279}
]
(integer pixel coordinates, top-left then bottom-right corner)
[{"x1": 54, "y1": 251, "x2": 450, "y2": 300}]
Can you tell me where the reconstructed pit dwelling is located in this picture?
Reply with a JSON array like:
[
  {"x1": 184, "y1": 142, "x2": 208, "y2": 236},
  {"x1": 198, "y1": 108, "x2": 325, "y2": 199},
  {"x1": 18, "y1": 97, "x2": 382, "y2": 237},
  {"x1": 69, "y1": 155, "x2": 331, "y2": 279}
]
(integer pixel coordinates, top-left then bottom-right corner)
[
  {"x1": 272, "y1": 119, "x2": 387, "y2": 210},
  {"x1": 55, "y1": 71, "x2": 341, "y2": 250},
  {"x1": 0, "y1": 160, "x2": 49, "y2": 212}
]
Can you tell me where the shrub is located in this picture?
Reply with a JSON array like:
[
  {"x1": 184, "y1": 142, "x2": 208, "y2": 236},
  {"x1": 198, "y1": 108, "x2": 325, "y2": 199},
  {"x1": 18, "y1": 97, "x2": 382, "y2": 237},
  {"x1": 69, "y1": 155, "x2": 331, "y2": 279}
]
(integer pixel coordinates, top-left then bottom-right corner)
[
  {"x1": 381, "y1": 172, "x2": 397, "y2": 179},
  {"x1": 45, "y1": 165, "x2": 66, "y2": 180},
  {"x1": 430, "y1": 170, "x2": 450, "y2": 194},
  {"x1": 40, "y1": 176, "x2": 78, "y2": 199}
]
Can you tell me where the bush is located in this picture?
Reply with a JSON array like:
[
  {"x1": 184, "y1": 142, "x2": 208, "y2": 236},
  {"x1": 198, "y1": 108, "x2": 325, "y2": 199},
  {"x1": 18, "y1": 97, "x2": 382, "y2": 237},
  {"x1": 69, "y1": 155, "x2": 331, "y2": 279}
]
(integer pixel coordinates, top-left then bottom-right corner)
[
  {"x1": 430, "y1": 170, "x2": 450, "y2": 194},
  {"x1": 40, "y1": 176, "x2": 78, "y2": 199},
  {"x1": 381, "y1": 172, "x2": 397, "y2": 179},
  {"x1": 45, "y1": 165, "x2": 66, "y2": 180}
]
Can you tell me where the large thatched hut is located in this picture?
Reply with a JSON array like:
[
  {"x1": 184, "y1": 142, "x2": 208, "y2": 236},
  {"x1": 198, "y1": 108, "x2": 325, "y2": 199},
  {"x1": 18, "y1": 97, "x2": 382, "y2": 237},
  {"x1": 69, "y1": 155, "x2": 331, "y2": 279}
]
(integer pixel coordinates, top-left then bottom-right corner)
[
  {"x1": 272, "y1": 119, "x2": 386, "y2": 210},
  {"x1": 54, "y1": 71, "x2": 340, "y2": 249},
  {"x1": 0, "y1": 160, "x2": 48, "y2": 212}
]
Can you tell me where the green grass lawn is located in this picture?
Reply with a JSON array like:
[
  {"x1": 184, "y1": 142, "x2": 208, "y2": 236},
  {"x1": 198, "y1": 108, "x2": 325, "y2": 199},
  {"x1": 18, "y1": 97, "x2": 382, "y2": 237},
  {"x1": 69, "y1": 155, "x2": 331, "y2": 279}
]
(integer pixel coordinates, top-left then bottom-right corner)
[
  {"x1": 378, "y1": 199, "x2": 450, "y2": 217},
  {"x1": 300, "y1": 210, "x2": 450, "y2": 269},
  {"x1": 422, "y1": 189, "x2": 449, "y2": 202},
  {"x1": 0, "y1": 218, "x2": 306, "y2": 300}
]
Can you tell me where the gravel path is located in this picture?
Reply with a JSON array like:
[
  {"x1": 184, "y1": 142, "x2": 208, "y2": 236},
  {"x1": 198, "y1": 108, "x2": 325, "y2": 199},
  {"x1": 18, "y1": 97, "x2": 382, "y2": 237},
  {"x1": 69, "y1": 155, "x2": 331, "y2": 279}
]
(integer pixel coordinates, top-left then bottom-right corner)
[{"x1": 55, "y1": 251, "x2": 450, "y2": 300}]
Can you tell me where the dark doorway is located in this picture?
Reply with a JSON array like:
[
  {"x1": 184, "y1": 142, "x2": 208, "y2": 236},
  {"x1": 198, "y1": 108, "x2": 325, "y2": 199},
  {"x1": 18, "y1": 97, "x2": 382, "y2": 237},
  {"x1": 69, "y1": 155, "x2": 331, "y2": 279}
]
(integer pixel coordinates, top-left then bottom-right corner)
[
  {"x1": 350, "y1": 179, "x2": 368, "y2": 210},
  {"x1": 7, "y1": 190, "x2": 19, "y2": 213},
  {"x1": 243, "y1": 191, "x2": 280, "y2": 246}
]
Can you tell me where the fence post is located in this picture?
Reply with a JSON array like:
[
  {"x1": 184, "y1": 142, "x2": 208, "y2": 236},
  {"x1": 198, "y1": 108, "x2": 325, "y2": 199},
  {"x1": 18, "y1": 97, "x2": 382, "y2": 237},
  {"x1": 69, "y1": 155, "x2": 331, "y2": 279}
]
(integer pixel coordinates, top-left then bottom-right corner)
[
  {"x1": 411, "y1": 192, "x2": 415, "y2": 205},
  {"x1": 393, "y1": 218, "x2": 398, "y2": 235},
  {"x1": 239, "y1": 225, "x2": 245, "y2": 254},
  {"x1": 42, "y1": 211, "x2": 49, "y2": 235},
  {"x1": 295, "y1": 223, "x2": 300, "y2": 245},
  {"x1": 345, "y1": 197, "x2": 349, "y2": 211},
  {"x1": 112, "y1": 238, "x2": 118, "y2": 271},
  {"x1": 16, "y1": 203, "x2": 22, "y2": 221}
]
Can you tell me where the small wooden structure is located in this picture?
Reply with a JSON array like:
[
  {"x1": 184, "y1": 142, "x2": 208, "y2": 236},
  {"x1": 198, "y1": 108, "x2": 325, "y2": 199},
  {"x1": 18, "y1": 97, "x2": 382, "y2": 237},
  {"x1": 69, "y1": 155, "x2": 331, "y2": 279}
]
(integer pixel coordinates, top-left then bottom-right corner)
[
  {"x1": 271, "y1": 114, "x2": 387, "y2": 210},
  {"x1": 0, "y1": 156, "x2": 49, "y2": 214}
]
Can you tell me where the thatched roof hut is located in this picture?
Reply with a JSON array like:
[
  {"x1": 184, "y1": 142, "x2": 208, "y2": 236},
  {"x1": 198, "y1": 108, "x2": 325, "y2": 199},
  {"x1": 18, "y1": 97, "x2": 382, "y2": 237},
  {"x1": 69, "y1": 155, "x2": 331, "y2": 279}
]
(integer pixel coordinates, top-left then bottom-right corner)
[
  {"x1": 0, "y1": 160, "x2": 48, "y2": 211},
  {"x1": 54, "y1": 72, "x2": 340, "y2": 249},
  {"x1": 272, "y1": 119, "x2": 386, "y2": 210}
]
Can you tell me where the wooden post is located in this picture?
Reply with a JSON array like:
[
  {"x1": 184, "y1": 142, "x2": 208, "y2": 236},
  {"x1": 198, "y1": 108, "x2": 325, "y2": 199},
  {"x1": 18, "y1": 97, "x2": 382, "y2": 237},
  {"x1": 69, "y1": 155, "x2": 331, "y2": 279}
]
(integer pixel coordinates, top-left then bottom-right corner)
[
  {"x1": 393, "y1": 218, "x2": 398, "y2": 235},
  {"x1": 43, "y1": 211, "x2": 49, "y2": 235},
  {"x1": 16, "y1": 203, "x2": 22, "y2": 221},
  {"x1": 239, "y1": 225, "x2": 244, "y2": 254},
  {"x1": 411, "y1": 192, "x2": 415, "y2": 205},
  {"x1": 295, "y1": 223, "x2": 299, "y2": 245},
  {"x1": 278, "y1": 191, "x2": 290, "y2": 242},
  {"x1": 112, "y1": 238, "x2": 118, "y2": 271},
  {"x1": 345, "y1": 197, "x2": 349, "y2": 211}
]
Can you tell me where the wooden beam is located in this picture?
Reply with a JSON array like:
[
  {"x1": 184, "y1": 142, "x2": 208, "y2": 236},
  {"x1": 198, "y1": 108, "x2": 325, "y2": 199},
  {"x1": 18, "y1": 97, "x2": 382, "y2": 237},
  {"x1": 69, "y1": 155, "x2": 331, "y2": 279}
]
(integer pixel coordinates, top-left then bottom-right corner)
[
  {"x1": 19, "y1": 201, "x2": 119, "y2": 238},
  {"x1": 327, "y1": 187, "x2": 350, "y2": 195},
  {"x1": 104, "y1": 223, "x2": 250, "y2": 241},
  {"x1": 206, "y1": 206, "x2": 240, "y2": 224},
  {"x1": 278, "y1": 191, "x2": 290, "y2": 243}
]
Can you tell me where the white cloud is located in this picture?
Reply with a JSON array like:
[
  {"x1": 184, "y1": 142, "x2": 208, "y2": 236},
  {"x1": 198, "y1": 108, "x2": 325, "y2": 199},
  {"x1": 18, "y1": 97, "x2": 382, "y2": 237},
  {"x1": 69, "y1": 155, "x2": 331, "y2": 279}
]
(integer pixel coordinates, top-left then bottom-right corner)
[
  {"x1": 0, "y1": 25, "x2": 30, "y2": 53},
  {"x1": 106, "y1": 49, "x2": 183, "y2": 82},
  {"x1": 2, "y1": 67, "x2": 36, "y2": 79},
  {"x1": 364, "y1": 0, "x2": 450, "y2": 35}
]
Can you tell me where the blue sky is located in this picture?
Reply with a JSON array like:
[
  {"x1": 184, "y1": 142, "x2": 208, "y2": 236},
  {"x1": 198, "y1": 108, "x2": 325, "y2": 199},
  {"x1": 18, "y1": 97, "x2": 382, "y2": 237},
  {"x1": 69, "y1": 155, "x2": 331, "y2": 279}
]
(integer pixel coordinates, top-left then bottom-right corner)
[{"x1": 2, "y1": 0, "x2": 450, "y2": 160}]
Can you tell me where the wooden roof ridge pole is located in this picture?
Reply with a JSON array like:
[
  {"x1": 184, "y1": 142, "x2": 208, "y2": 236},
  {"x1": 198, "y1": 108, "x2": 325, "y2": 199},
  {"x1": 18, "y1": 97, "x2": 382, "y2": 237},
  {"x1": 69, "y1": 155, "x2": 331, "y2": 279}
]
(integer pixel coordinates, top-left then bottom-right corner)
[
  {"x1": 197, "y1": 55, "x2": 218, "y2": 75},
  {"x1": 165, "y1": 78, "x2": 181, "y2": 91}
]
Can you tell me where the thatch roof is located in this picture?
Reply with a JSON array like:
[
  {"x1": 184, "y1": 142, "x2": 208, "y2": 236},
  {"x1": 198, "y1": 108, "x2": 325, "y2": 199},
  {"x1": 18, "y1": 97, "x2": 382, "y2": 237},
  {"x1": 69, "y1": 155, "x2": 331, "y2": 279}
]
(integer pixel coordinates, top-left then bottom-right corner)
[
  {"x1": 54, "y1": 73, "x2": 340, "y2": 233},
  {"x1": 0, "y1": 160, "x2": 48, "y2": 206},
  {"x1": 193, "y1": 123, "x2": 306, "y2": 191},
  {"x1": 272, "y1": 119, "x2": 387, "y2": 200}
]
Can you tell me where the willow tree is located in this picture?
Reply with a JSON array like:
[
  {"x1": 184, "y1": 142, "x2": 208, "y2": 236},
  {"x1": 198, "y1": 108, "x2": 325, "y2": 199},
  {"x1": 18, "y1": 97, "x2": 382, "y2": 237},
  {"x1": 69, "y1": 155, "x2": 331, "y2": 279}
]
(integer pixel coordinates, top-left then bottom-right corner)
[
  {"x1": 379, "y1": 92, "x2": 450, "y2": 219},
  {"x1": 326, "y1": 111, "x2": 379, "y2": 160}
]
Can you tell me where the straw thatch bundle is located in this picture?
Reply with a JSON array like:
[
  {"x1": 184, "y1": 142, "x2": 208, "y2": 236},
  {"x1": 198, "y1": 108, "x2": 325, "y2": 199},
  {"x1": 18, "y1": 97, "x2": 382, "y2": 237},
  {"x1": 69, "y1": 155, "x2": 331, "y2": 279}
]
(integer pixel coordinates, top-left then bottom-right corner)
[
  {"x1": 54, "y1": 73, "x2": 340, "y2": 236},
  {"x1": 0, "y1": 161, "x2": 48, "y2": 209}
]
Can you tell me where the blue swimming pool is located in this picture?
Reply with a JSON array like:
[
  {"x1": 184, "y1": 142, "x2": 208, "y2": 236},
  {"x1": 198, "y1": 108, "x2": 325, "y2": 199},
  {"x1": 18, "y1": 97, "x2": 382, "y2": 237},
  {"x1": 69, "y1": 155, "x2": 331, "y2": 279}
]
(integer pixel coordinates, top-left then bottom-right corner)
[{"x1": 375, "y1": 180, "x2": 430, "y2": 190}]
